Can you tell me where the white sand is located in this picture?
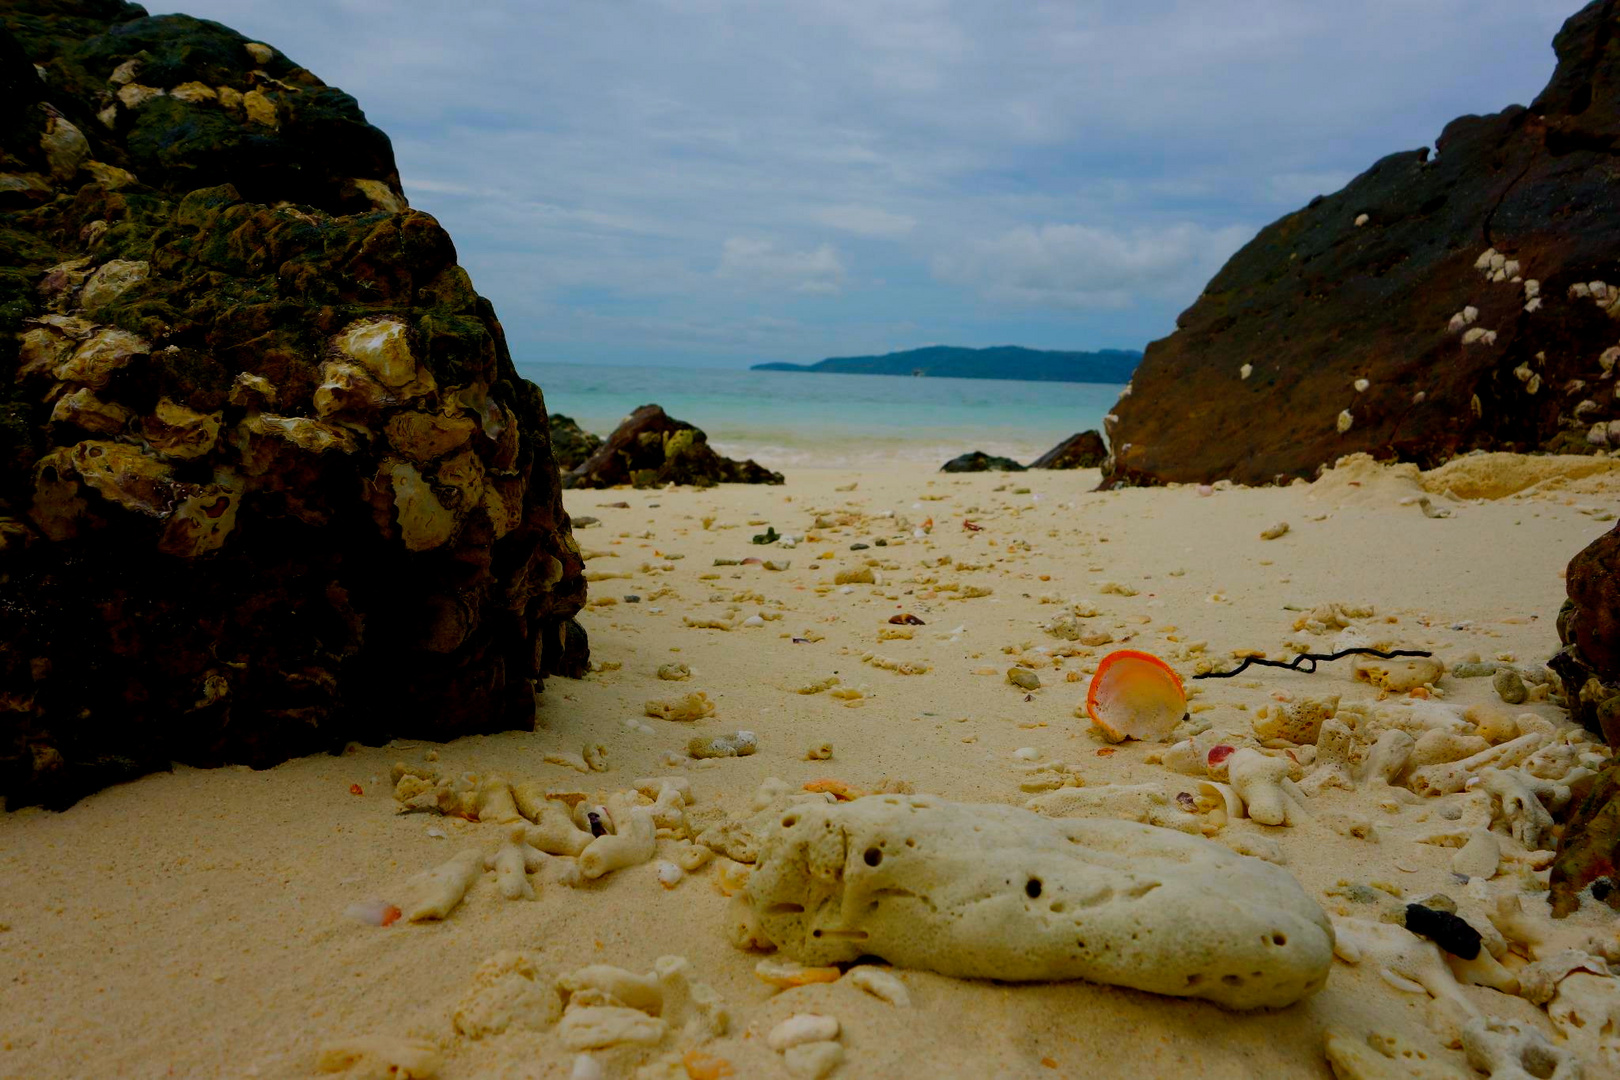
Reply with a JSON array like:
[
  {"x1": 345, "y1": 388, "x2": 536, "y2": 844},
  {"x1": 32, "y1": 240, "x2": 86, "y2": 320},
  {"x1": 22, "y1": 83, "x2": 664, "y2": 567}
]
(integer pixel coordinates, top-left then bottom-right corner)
[{"x1": 1, "y1": 455, "x2": 1616, "y2": 1078}]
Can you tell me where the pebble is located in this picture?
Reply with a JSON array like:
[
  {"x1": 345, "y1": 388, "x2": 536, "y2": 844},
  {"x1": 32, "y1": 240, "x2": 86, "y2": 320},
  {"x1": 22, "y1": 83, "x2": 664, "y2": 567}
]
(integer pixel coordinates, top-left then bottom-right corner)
[
  {"x1": 1450, "y1": 661, "x2": 1497, "y2": 678},
  {"x1": 1259, "y1": 521, "x2": 1290, "y2": 540},
  {"x1": 850, "y1": 542, "x2": 869, "y2": 550},
  {"x1": 1493, "y1": 669, "x2": 1528, "y2": 705},
  {"x1": 848, "y1": 967, "x2": 911, "y2": 1006},
  {"x1": 1007, "y1": 668, "x2": 1041, "y2": 691},
  {"x1": 805, "y1": 742, "x2": 833, "y2": 760},
  {"x1": 755, "y1": 960, "x2": 841, "y2": 989},
  {"x1": 688, "y1": 731, "x2": 758, "y2": 759},
  {"x1": 784, "y1": 1041, "x2": 843, "y2": 1080},
  {"x1": 655, "y1": 861, "x2": 683, "y2": 888},
  {"x1": 1403, "y1": 903, "x2": 1481, "y2": 959},
  {"x1": 1013, "y1": 747, "x2": 1040, "y2": 760},
  {"x1": 1410, "y1": 892, "x2": 1457, "y2": 915},
  {"x1": 768, "y1": 1014, "x2": 840, "y2": 1052}
]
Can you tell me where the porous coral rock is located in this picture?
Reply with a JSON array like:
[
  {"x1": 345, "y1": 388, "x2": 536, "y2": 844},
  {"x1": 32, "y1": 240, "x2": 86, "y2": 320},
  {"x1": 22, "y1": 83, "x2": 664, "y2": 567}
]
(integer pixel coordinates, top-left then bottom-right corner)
[
  {"x1": 1460, "y1": 1016, "x2": 1581, "y2": 1080},
  {"x1": 1254, "y1": 695, "x2": 1339, "y2": 744},
  {"x1": 452, "y1": 951, "x2": 561, "y2": 1037},
  {"x1": 1548, "y1": 972, "x2": 1620, "y2": 1073},
  {"x1": 1323, "y1": 1028, "x2": 1468, "y2": 1080},
  {"x1": 1356, "y1": 656, "x2": 1446, "y2": 693},
  {"x1": 1229, "y1": 748, "x2": 1307, "y2": 826},
  {"x1": 1332, "y1": 918, "x2": 1479, "y2": 1043},
  {"x1": 395, "y1": 848, "x2": 483, "y2": 921},
  {"x1": 744, "y1": 794, "x2": 1333, "y2": 1009}
]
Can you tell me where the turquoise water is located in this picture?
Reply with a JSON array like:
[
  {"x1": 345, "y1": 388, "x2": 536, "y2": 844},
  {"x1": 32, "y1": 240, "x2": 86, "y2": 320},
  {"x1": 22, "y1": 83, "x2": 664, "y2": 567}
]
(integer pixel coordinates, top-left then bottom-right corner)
[{"x1": 516, "y1": 362, "x2": 1126, "y2": 470}]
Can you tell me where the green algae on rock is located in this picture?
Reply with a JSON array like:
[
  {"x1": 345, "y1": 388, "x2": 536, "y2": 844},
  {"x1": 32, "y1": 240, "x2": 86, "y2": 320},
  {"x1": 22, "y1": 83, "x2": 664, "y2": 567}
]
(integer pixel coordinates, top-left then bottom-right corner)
[
  {"x1": 563, "y1": 404, "x2": 782, "y2": 489},
  {"x1": 0, "y1": 1, "x2": 587, "y2": 808}
]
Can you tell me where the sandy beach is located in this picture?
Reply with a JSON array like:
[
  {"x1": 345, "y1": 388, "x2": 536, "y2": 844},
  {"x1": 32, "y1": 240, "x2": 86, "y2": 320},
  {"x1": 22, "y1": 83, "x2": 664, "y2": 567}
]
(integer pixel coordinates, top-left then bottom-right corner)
[{"x1": 2, "y1": 456, "x2": 1617, "y2": 1079}]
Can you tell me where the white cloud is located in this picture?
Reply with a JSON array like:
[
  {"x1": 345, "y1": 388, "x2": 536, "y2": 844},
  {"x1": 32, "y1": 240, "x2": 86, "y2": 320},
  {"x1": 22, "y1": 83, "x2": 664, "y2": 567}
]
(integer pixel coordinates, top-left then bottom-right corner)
[
  {"x1": 716, "y1": 237, "x2": 847, "y2": 294},
  {"x1": 816, "y1": 204, "x2": 917, "y2": 238},
  {"x1": 934, "y1": 222, "x2": 1255, "y2": 309},
  {"x1": 169, "y1": 0, "x2": 1571, "y2": 363}
]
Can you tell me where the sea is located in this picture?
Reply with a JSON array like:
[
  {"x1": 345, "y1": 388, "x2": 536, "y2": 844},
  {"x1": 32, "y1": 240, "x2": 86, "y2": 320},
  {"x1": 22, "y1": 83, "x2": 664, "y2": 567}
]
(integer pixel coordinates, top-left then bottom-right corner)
[{"x1": 515, "y1": 361, "x2": 1127, "y2": 471}]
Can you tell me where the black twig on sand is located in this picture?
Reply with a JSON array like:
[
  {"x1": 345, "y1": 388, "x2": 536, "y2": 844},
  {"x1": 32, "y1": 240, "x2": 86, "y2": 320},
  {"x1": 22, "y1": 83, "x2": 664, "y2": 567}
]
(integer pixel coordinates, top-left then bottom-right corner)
[{"x1": 1192, "y1": 647, "x2": 1435, "y2": 680}]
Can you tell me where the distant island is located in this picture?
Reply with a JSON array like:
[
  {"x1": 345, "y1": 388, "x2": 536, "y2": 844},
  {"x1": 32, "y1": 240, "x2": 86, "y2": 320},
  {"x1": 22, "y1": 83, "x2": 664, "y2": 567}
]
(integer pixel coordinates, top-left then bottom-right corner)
[{"x1": 751, "y1": 345, "x2": 1141, "y2": 384}]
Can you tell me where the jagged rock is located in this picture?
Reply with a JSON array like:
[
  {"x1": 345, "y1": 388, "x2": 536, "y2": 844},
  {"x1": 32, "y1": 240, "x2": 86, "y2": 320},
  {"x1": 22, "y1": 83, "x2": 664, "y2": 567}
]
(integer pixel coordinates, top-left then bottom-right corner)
[
  {"x1": 1029, "y1": 430, "x2": 1107, "y2": 470},
  {"x1": 1104, "y1": 0, "x2": 1620, "y2": 486},
  {"x1": 0, "y1": 1, "x2": 587, "y2": 809},
  {"x1": 1563, "y1": 520, "x2": 1620, "y2": 683},
  {"x1": 548, "y1": 413, "x2": 601, "y2": 472},
  {"x1": 563, "y1": 404, "x2": 782, "y2": 489},
  {"x1": 1550, "y1": 519, "x2": 1620, "y2": 747},
  {"x1": 1550, "y1": 765, "x2": 1620, "y2": 917},
  {"x1": 940, "y1": 450, "x2": 1025, "y2": 473}
]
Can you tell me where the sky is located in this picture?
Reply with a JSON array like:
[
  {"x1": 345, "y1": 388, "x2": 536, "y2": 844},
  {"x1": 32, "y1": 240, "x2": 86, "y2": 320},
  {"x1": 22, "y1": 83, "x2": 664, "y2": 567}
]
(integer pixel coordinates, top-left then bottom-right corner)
[{"x1": 165, "y1": 0, "x2": 1576, "y2": 369}]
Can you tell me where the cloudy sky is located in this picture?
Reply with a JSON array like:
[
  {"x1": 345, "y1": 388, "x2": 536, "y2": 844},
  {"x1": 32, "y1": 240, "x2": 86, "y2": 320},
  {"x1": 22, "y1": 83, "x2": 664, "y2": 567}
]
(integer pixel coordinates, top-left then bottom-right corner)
[{"x1": 170, "y1": 0, "x2": 1573, "y2": 368}]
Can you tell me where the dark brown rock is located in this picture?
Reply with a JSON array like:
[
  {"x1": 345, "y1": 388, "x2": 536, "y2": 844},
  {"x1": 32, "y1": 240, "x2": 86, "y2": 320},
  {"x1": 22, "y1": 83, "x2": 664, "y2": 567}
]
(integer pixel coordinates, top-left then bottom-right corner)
[
  {"x1": 1029, "y1": 430, "x2": 1107, "y2": 470},
  {"x1": 0, "y1": 2, "x2": 587, "y2": 809},
  {"x1": 1103, "y1": 0, "x2": 1620, "y2": 487},
  {"x1": 548, "y1": 413, "x2": 601, "y2": 472},
  {"x1": 1565, "y1": 520, "x2": 1620, "y2": 682},
  {"x1": 1550, "y1": 519, "x2": 1620, "y2": 746},
  {"x1": 1549, "y1": 764, "x2": 1620, "y2": 917},
  {"x1": 941, "y1": 451, "x2": 1025, "y2": 473},
  {"x1": 563, "y1": 404, "x2": 782, "y2": 489}
]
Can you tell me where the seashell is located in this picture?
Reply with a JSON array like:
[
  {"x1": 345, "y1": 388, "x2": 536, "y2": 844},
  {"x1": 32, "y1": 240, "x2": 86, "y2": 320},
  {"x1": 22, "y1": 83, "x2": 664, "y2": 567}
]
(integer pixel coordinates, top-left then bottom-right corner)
[
  {"x1": 1084, "y1": 650, "x2": 1187, "y2": 743},
  {"x1": 755, "y1": 959, "x2": 842, "y2": 989}
]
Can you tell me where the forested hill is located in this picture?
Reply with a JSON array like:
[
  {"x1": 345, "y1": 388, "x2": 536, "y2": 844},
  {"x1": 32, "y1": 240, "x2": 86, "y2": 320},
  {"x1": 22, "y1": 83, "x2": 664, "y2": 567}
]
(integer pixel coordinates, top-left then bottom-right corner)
[{"x1": 751, "y1": 345, "x2": 1141, "y2": 383}]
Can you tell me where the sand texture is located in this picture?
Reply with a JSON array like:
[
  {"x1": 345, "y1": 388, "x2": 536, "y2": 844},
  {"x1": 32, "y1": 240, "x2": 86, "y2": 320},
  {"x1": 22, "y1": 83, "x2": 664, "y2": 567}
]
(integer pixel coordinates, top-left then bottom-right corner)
[{"x1": 2, "y1": 456, "x2": 1618, "y2": 1079}]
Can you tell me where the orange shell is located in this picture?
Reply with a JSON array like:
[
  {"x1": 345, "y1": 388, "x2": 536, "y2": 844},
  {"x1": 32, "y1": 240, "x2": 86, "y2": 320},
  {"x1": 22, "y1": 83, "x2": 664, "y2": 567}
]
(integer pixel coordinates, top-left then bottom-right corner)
[
  {"x1": 683, "y1": 1049, "x2": 736, "y2": 1079},
  {"x1": 1085, "y1": 649, "x2": 1187, "y2": 742},
  {"x1": 804, "y1": 778, "x2": 863, "y2": 800}
]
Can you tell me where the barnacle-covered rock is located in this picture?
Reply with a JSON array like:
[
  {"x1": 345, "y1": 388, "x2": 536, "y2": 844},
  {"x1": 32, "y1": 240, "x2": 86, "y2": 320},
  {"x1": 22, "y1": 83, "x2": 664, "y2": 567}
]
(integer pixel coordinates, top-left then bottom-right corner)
[
  {"x1": 564, "y1": 403, "x2": 781, "y2": 489},
  {"x1": 547, "y1": 413, "x2": 602, "y2": 472},
  {"x1": 0, "y1": 2, "x2": 587, "y2": 809},
  {"x1": 1104, "y1": 1, "x2": 1620, "y2": 486}
]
